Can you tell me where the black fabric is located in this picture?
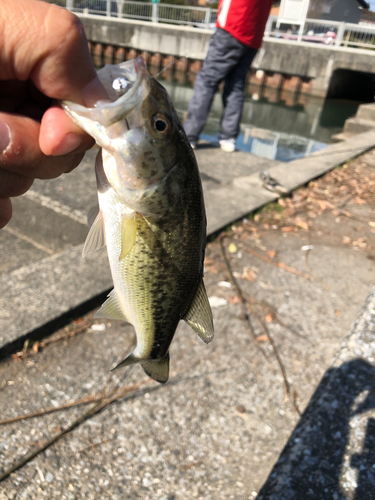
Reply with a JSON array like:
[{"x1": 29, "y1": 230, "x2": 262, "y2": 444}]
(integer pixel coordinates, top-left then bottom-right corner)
[{"x1": 184, "y1": 28, "x2": 257, "y2": 143}]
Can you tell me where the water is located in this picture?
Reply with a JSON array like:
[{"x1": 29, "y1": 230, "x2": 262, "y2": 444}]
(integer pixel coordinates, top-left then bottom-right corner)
[{"x1": 159, "y1": 77, "x2": 361, "y2": 162}]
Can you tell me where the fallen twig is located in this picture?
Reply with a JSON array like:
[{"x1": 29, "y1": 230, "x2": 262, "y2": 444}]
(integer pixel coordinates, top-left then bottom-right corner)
[
  {"x1": 0, "y1": 379, "x2": 150, "y2": 482},
  {"x1": 219, "y1": 235, "x2": 294, "y2": 399},
  {"x1": 0, "y1": 357, "x2": 209, "y2": 482},
  {"x1": 244, "y1": 302, "x2": 290, "y2": 398},
  {"x1": 0, "y1": 380, "x2": 146, "y2": 426},
  {"x1": 327, "y1": 201, "x2": 375, "y2": 225},
  {"x1": 219, "y1": 235, "x2": 269, "y2": 361},
  {"x1": 0, "y1": 400, "x2": 102, "y2": 482}
]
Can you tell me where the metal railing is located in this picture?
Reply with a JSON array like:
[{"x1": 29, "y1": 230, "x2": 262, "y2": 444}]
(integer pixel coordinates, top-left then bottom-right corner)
[
  {"x1": 47, "y1": 1, "x2": 375, "y2": 49},
  {"x1": 267, "y1": 15, "x2": 375, "y2": 49},
  {"x1": 48, "y1": 0, "x2": 217, "y2": 28}
]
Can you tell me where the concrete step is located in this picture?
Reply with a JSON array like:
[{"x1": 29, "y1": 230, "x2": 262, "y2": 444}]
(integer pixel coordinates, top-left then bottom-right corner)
[
  {"x1": 356, "y1": 102, "x2": 375, "y2": 121},
  {"x1": 331, "y1": 131, "x2": 357, "y2": 143},
  {"x1": 343, "y1": 117, "x2": 375, "y2": 135}
]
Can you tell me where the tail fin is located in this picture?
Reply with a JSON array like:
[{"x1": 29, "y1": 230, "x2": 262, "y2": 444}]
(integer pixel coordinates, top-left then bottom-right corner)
[{"x1": 141, "y1": 353, "x2": 170, "y2": 384}]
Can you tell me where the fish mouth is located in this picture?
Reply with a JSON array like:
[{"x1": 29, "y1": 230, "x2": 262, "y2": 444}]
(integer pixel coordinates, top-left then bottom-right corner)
[{"x1": 61, "y1": 56, "x2": 149, "y2": 135}]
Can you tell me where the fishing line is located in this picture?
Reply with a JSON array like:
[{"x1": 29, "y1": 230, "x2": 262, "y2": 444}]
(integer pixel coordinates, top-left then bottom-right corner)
[{"x1": 152, "y1": 56, "x2": 186, "y2": 79}]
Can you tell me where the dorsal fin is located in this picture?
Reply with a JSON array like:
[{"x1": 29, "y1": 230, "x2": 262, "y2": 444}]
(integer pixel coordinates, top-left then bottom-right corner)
[
  {"x1": 183, "y1": 280, "x2": 214, "y2": 344},
  {"x1": 94, "y1": 289, "x2": 128, "y2": 322},
  {"x1": 82, "y1": 211, "x2": 106, "y2": 258},
  {"x1": 119, "y1": 213, "x2": 137, "y2": 260}
]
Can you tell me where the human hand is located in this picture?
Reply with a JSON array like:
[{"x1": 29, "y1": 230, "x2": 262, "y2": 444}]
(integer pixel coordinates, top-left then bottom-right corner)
[{"x1": 0, "y1": 0, "x2": 106, "y2": 228}]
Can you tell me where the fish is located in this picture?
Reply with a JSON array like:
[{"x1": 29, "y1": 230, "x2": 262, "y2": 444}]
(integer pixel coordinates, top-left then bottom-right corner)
[{"x1": 62, "y1": 57, "x2": 214, "y2": 383}]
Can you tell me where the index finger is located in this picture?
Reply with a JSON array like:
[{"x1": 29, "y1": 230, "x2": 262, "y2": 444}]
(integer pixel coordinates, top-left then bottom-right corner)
[{"x1": 1, "y1": 0, "x2": 106, "y2": 106}]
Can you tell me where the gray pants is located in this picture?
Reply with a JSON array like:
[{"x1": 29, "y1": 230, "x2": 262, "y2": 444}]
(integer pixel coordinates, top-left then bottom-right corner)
[{"x1": 184, "y1": 28, "x2": 258, "y2": 143}]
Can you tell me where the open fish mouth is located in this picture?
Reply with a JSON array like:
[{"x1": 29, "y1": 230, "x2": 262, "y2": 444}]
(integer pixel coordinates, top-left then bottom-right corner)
[{"x1": 61, "y1": 56, "x2": 149, "y2": 145}]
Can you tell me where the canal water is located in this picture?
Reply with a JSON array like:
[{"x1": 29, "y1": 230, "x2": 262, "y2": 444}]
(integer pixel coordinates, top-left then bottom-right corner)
[{"x1": 157, "y1": 74, "x2": 361, "y2": 162}]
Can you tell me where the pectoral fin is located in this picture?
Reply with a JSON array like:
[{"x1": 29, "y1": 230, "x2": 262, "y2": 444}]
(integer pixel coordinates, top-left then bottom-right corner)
[
  {"x1": 119, "y1": 213, "x2": 137, "y2": 260},
  {"x1": 183, "y1": 280, "x2": 214, "y2": 344},
  {"x1": 82, "y1": 210, "x2": 106, "y2": 258},
  {"x1": 94, "y1": 289, "x2": 129, "y2": 322},
  {"x1": 87, "y1": 205, "x2": 100, "y2": 227}
]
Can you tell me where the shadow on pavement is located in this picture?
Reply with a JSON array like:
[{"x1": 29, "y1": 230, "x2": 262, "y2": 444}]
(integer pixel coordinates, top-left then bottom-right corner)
[{"x1": 257, "y1": 359, "x2": 375, "y2": 500}]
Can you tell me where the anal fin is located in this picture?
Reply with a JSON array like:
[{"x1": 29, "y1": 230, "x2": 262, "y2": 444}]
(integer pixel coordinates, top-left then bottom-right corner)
[
  {"x1": 111, "y1": 351, "x2": 170, "y2": 384},
  {"x1": 183, "y1": 280, "x2": 214, "y2": 344}
]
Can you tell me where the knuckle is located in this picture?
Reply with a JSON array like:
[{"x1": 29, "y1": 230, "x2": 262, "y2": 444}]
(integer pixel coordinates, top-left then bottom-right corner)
[{"x1": 57, "y1": 9, "x2": 85, "y2": 45}]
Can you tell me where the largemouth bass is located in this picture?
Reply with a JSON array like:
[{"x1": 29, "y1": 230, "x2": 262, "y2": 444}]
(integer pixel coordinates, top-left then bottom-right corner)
[{"x1": 63, "y1": 57, "x2": 214, "y2": 383}]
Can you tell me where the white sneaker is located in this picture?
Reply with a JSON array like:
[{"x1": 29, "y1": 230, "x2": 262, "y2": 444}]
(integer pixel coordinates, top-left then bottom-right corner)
[{"x1": 219, "y1": 138, "x2": 236, "y2": 152}]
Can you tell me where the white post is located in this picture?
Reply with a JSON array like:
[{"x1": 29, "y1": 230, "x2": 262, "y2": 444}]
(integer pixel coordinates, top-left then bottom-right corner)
[
  {"x1": 66, "y1": 0, "x2": 73, "y2": 10},
  {"x1": 336, "y1": 22, "x2": 345, "y2": 46},
  {"x1": 152, "y1": 3, "x2": 158, "y2": 23},
  {"x1": 265, "y1": 16, "x2": 273, "y2": 36},
  {"x1": 204, "y1": 8, "x2": 211, "y2": 28},
  {"x1": 297, "y1": 0, "x2": 310, "y2": 43},
  {"x1": 117, "y1": 0, "x2": 124, "y2": 19},
  {"x1": 106, "y1": 0, "x2": 111, "y2": 17}
]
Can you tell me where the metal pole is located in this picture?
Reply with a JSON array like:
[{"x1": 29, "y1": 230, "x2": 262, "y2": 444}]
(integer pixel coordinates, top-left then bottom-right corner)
[
  {"x1": 336, "y1": 22, "x2": 345, "y2": 46},
  {"x1": 66, "y1": 0, "x2": 73, "y2": 10},
  {"x1": 297, "y1": 0, "x2": 310, "y2": 43},
  {"x1": 204, "y1": 8, "x2": 211, "y2": 28},
  {"x1": 265, "y1": 16, "x2": 273, "y2": 36},
  {"x1": 152, "y1": 3, "x2": 158, "y2": 23},
  {"x1": 106, "y1": 0, "x2": 111, "y2": 17}
]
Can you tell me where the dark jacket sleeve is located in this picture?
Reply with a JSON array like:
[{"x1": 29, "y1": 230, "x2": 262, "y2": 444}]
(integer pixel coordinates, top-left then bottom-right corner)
[{"x1": 357, "y1": 0, "x2": 370, "y2": 9}]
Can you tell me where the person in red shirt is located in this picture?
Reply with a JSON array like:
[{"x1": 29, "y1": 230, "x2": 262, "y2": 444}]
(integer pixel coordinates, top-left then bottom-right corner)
[{"x1": 184, "y1": 0, "x2": 273, "y2": 152}]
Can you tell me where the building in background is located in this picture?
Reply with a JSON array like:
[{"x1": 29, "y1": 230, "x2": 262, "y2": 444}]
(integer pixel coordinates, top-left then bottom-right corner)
[
  {"x1": 278, "y1": 0, "x2": 369, "y2": 27},
  {"x1": 307, "y1": 0, "x2": 370, "y2": 23}
]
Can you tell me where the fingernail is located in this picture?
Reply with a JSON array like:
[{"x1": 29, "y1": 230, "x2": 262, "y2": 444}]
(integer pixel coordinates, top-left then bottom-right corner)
[
  {"x1": 54, "y1": 132, "x2": 82, "y2": 156},
  {"x1": 0, "y1": 122, "x2": 11, "y2": 154}
]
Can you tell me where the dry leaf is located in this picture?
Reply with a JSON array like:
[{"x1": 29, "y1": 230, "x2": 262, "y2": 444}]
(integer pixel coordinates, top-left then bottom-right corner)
[
  {"x1": 257, "y1": 334, "x2": 270, "y2": 342},
  {"x1": 317, "y1": 199, "x2": 329, "y2": 211},
  {"x1": 236, "y1": 405, "x2": 246, "y2": 413},
  {"x1": 282, "y1": 226, "x2": 292, "y2": 232},
  {"x1": 265, "y1": 313, "x2": 274, "y2": 323},
  {"x1": 343, "y1": 236, "x2": 351, "y2": 245},
  {"x1": 266, "y1": 250, "x2": 276, "y2": 259},
  {"x1": 335, "y1": 310, "x2": 341, "y2": 316},
  {"x1": 228, "y1": 243, "x2": 237, "y2": 254},
  {"x1": 32, "y1": 342, "x2": 39, "y2": 353},
  {"x1": 295, "y1": 218, "x2": 309, "y2": 230},
  {"x1": 228, "y1": 295, "x2": 240, "y2": 304},
  {"x1": 355, "y1": 198, "x2": 366, "y2": 205},
  {"x1": 352, "y1": 238, "x2": 367, "y2": 248},
  {"x1": 242, "y1": 267, "x2": 257, "y2": 282}
]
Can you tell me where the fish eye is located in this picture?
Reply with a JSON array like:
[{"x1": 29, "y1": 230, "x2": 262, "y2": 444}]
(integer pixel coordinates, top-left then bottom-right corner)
[{"x1": 152, "y1": 114, "x2": 171, "y2": 134}]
